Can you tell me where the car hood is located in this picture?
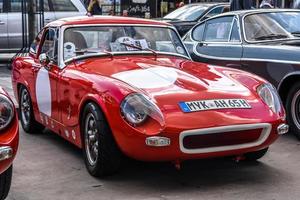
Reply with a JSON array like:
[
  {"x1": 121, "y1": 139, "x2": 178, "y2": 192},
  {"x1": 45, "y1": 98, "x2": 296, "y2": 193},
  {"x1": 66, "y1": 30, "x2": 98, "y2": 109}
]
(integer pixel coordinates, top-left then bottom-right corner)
[
  {"x1": 77, "y1": 55, "x2": 276, "y2": 129},
  {"x1": 79, "y1": 56, "x2": 260, "y2": 101}
]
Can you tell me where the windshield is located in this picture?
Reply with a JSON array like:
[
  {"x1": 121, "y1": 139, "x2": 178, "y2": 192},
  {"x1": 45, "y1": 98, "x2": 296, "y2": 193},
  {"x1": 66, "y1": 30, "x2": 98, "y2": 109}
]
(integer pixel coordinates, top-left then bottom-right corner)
[
  {"x1": 266, "y1": 12, "x2": 300, "y2": 35},
  {"x1": 244, "y1": 13, "x2": 292, "y2": 42},
  {"x1": 164, "y1": 5, "x2": 207, "y2": 21},
  {"x1": 63, "y1": 26, "x2": 188, "y2": 61}
]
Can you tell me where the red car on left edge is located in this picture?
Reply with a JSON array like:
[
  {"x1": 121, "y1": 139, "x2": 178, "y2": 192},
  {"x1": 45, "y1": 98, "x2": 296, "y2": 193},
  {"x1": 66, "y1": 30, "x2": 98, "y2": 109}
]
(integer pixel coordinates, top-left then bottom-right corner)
[{"x1": 0, "y1": 87, "x2": 18, "y2": 200}]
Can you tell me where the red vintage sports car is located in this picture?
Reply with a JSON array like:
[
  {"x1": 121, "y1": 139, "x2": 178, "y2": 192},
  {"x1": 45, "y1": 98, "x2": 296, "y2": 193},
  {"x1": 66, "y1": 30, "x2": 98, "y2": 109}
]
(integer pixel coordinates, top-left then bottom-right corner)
[
  {"x1": 0, "y1": 87, "x2": 18, "y2": 199},
  {"x1": 12, "y1": 16, "x2": 288, "y2": 177}
]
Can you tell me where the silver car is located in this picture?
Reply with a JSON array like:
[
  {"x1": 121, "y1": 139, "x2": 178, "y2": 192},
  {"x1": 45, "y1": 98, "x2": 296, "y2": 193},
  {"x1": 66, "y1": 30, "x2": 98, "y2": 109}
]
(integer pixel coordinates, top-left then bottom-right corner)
[{"x1": 0, "y1": 0, "x2": 86, "y2": 55}]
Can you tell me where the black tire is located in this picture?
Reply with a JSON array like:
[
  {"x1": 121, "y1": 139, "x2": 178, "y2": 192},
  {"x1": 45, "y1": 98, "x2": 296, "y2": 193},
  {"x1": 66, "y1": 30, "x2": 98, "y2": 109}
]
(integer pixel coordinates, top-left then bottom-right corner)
[
  {"x1": 0, "y1": 165, "x2": 12, "y2": 200},
  {"x1": 286, "y1": 82, "x2": 300, "y2": 139},
  {"x1": 81, "y1": 102, "x2": 121, "y2": 177},
  {"x1": 19, "y1": 86, "x2": 44, "y2": 134},
  {"x1": 245, "y1": 148, "x2": 269, "y2": 161}
]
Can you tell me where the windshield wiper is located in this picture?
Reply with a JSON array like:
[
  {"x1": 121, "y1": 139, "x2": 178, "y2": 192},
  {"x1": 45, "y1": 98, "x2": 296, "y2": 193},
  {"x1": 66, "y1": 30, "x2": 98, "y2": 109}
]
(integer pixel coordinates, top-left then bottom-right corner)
[
  {"x1": 119, "y1": 42, "x2": 158, "y2": 59},
  {"x1": 74, "y1": 49, "x2": 114, "y2": 58},
  {"x1": 254, "y1": 34, "x2": 288, "y2": 41}
]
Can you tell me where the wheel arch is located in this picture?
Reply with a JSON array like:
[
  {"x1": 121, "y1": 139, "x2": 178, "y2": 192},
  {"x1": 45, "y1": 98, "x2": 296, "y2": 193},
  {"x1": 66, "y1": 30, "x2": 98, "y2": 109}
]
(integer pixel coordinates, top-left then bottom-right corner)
[
  {"x1": 278, "y1": 73, "x2": 300, "y2": 105},
  {"x1": 78, "y1": 94, "x2": 124, "y2": 151}
]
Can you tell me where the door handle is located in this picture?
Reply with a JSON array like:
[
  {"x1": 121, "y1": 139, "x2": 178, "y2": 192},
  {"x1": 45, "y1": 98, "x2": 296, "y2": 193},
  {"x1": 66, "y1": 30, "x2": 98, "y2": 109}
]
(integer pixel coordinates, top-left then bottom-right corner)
[
  {"x1": 198, "y1": 42, "x2": 208, "y2": 47},
  {"x1": 0, "y1": 21, "x2": 5, "y2": 25}
]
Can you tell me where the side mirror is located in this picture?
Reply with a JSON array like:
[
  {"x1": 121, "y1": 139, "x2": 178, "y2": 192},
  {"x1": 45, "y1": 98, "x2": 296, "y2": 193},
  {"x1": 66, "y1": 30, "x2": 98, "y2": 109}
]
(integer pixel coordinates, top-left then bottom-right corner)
[{"x1": 39, "y1": 53, "x2": 50, "y2": 66}]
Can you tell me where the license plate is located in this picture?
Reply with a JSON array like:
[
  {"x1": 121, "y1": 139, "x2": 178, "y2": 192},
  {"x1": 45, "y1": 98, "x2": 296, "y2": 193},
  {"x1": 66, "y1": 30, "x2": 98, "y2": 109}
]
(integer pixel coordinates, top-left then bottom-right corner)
[{"x1": 179, "y1": 99, "x2": 251, "y2": 113}]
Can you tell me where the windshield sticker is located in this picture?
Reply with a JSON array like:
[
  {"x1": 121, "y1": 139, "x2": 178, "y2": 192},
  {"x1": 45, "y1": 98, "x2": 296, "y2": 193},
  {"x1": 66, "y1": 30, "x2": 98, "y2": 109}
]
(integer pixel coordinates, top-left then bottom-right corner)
[
  {"x1": 64, "y1": 42, "x2": 76, "y2": 60},
  {"x1": 116, "y1": 37, "x2": 149, "y2": 51}
]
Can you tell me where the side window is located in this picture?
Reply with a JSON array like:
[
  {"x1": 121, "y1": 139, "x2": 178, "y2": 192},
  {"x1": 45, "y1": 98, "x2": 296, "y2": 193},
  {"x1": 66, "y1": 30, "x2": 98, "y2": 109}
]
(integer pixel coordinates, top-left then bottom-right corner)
[
  {"x1": 203, "y1": 16, "x2": 233, "y2": 42},
  {"x1": 9, "y1": 0, "x2": 50, "y2": 12},
  {"x1": 10, "y1": 0, "x2": 22, "y2": 12},
  {"x1": 0, "y1": 0, "x2": 3, "y2": 13},
  {"x1": 30, "y1": 30, "x2": 44, "y2": 55},
  {"x1": 230, "y1": 18, "x2": 241, "y2": 42},
  {"x1": 40, "y1": 28, "x2": 59, "y2": 62},
  {"x1": 52, "y1": 0, "x2": 77, "y2": 12},
  {"x1": 192, "y1": 23, "x2": 205, "y2": 41}
]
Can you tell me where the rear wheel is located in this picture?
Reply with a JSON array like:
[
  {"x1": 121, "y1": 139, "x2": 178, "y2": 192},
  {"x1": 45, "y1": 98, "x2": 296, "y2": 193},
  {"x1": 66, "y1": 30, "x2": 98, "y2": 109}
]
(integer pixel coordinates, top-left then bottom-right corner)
[
  {"x1": 244, "y1": 148, "x2": 269, "y2": 161},
  {"x1": 0, "y1": 165, "x2": 12, "y2": 200},
  {"x1": 286, "y1": 82, "x2": 300, "y2": 139},
  {"x1": 19, "y1": 86, "x2": 44, "y2": 134},
  {"x1": 81, "y1": 102, "x2": 121, "y2": 177}
]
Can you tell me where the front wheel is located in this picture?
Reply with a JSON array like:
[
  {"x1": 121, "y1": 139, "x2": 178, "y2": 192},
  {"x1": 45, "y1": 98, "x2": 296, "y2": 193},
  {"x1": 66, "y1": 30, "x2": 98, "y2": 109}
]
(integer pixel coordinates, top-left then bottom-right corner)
[
  {"x1": 286, "y1": 82, "x2": 300, "y2": 139},
  {"x1": 0, "y1": 166, "x2": 12, "y2": 200},
  {"x1": 244, "y1": 148, "x2": 269, "y2": 161},
  {"x1": 19, "y1": 86, "x2": 44, "y2": 134},
  {"x1": 81, "y1": 102, "x2": 121, "y2": 177}
]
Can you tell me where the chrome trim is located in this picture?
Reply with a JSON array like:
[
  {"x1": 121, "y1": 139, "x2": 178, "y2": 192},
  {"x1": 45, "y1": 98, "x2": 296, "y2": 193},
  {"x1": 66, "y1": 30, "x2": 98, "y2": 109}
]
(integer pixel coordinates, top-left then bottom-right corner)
[
  {"x1": 0, "y1": 146, "x2": 13, "y2": 161},
  {"x1": 179, "y1": 123, "x2": 272, "y2": 154},
  {"x1": 59, "y1": 24, "x2": 191, "y2": 69},
  {"x1": 277, "y1": 123, "x2": 289, "y2": 135}
]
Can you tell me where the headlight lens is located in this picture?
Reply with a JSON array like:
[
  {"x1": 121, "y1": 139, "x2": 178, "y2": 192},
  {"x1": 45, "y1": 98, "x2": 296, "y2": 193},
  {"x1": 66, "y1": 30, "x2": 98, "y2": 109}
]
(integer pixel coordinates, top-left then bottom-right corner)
[
  {"x1": 120, "y1": 93, "x2": 165, "y2": 132},
  {"x1": 0, "y1": 94, "x2": 15, "y2": 131},
  {"x1": 257, "y1": 83, "x2": 282, "y2": 114}
]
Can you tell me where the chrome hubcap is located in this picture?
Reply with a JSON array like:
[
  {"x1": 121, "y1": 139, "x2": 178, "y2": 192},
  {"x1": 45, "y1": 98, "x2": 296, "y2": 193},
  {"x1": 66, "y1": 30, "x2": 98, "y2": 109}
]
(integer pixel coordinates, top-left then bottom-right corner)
[
  {"x1": 21, "y1": 89, "x2": 30, "y2": 126},
  {"x1": 85, "y1": 113, "x2": 99, "y2": 166},
  {"x1": 291, "y1": 90, "x2": 300, "y2": 129}
]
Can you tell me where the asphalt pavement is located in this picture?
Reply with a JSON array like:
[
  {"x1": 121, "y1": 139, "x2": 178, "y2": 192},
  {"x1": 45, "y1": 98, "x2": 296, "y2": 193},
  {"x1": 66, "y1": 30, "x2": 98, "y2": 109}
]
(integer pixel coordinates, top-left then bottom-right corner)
[{"x1": 1, "y1": 67, "x2": 300, "y2": 200}]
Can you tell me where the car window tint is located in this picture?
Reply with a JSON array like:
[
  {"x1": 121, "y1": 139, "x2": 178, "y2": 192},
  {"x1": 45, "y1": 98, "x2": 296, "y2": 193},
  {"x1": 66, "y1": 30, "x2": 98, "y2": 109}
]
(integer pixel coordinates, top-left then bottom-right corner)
[
  {"x1": 203, "y1": 16, "x2": 233, "y2": 42},
  {"x1": 230, "y1": 19, "x2": 240, "y2": 42},
  {"x1": 192, "y1": 23, "x2": 205, "y2": 41},
  {"x1": 40, "y1": 28, "x2": 59, "y2": 62},
  {"x1": 52, "y1": 0, "x2": 77, "y2": 11},
  {"x1": 30, "y1": 30, "x2": 44, "y2": 55}
]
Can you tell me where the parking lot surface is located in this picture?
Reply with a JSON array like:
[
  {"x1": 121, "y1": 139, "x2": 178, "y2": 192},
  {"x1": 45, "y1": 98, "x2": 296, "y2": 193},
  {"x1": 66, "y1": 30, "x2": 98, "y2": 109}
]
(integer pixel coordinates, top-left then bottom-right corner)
[{"x1": 1, "y1": 67, "x2": 300, "y2": 200}]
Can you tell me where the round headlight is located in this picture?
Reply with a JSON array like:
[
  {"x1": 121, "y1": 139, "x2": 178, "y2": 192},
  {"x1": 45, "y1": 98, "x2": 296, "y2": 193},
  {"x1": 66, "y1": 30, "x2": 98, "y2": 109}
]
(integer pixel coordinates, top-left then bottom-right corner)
[
  {"x1": 0, "y1": 94, "x2": 15, "y2": 131},
  {"x1": 120, "y1": 93, "x2": 164, "y2": 127},
  {"x1": 257, "y1": 83, "x2": 282, "y2": 114}
]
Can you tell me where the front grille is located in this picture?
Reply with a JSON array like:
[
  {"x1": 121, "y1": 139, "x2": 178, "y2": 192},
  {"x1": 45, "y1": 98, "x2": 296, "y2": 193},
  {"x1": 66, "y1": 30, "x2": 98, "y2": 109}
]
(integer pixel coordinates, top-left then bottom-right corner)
[{"x1": 183, "y1": 129, "x2": 263, "y2": 150}]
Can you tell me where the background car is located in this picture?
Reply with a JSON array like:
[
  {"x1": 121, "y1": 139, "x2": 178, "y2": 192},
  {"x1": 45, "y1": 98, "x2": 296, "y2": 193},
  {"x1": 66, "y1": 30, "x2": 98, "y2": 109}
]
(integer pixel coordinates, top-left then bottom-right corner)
[
  {"x1": 0, "y1": 87, "x2": 18, "y2": 200},
  {"x1": 158, "y1": 3, "x2": 229, "y2": 36},
  {"x1": 0, "y1": 0, "x2": 86, "y2": 55},
  {"x1": 12, "y1": 16, "x2": 287, "y2": 177},
  {"x1": 183, "y1": 9, "x2": 300, "y2": 139}
]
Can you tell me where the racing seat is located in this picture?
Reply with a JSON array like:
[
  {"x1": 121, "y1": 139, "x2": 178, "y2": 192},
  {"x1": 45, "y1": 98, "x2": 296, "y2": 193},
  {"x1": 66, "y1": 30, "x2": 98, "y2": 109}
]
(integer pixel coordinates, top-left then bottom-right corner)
[{"x1": 64, "y1": 31, "x2": 88, "y2": 50}]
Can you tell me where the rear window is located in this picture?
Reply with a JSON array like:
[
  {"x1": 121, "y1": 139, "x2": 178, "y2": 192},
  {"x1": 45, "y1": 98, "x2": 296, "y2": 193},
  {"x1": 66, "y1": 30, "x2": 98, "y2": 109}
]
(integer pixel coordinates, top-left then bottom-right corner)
[{"x1": 52, "y1": 0, "x2": 77, "y2": 12}]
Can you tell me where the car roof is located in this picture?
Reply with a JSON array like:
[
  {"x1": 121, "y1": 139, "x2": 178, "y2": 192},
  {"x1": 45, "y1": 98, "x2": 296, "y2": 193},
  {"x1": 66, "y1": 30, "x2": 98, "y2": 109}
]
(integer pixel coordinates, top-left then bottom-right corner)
[
  {"x1": 46, "y1": 16, "x2": 171, "y2": 27},
  {"x1": 184, "y1": 2, "x2": 229, "y2": 7},
  {"x1": 215, "y1": 8, "x2": 300, "y2": 17}
]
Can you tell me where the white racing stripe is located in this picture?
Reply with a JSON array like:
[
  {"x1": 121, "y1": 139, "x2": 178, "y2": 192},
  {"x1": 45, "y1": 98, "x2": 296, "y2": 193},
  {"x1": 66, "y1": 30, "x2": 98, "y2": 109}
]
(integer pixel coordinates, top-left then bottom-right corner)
[{"x1": 35, "y1": 67, "x2": 52, "y2": 116}]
